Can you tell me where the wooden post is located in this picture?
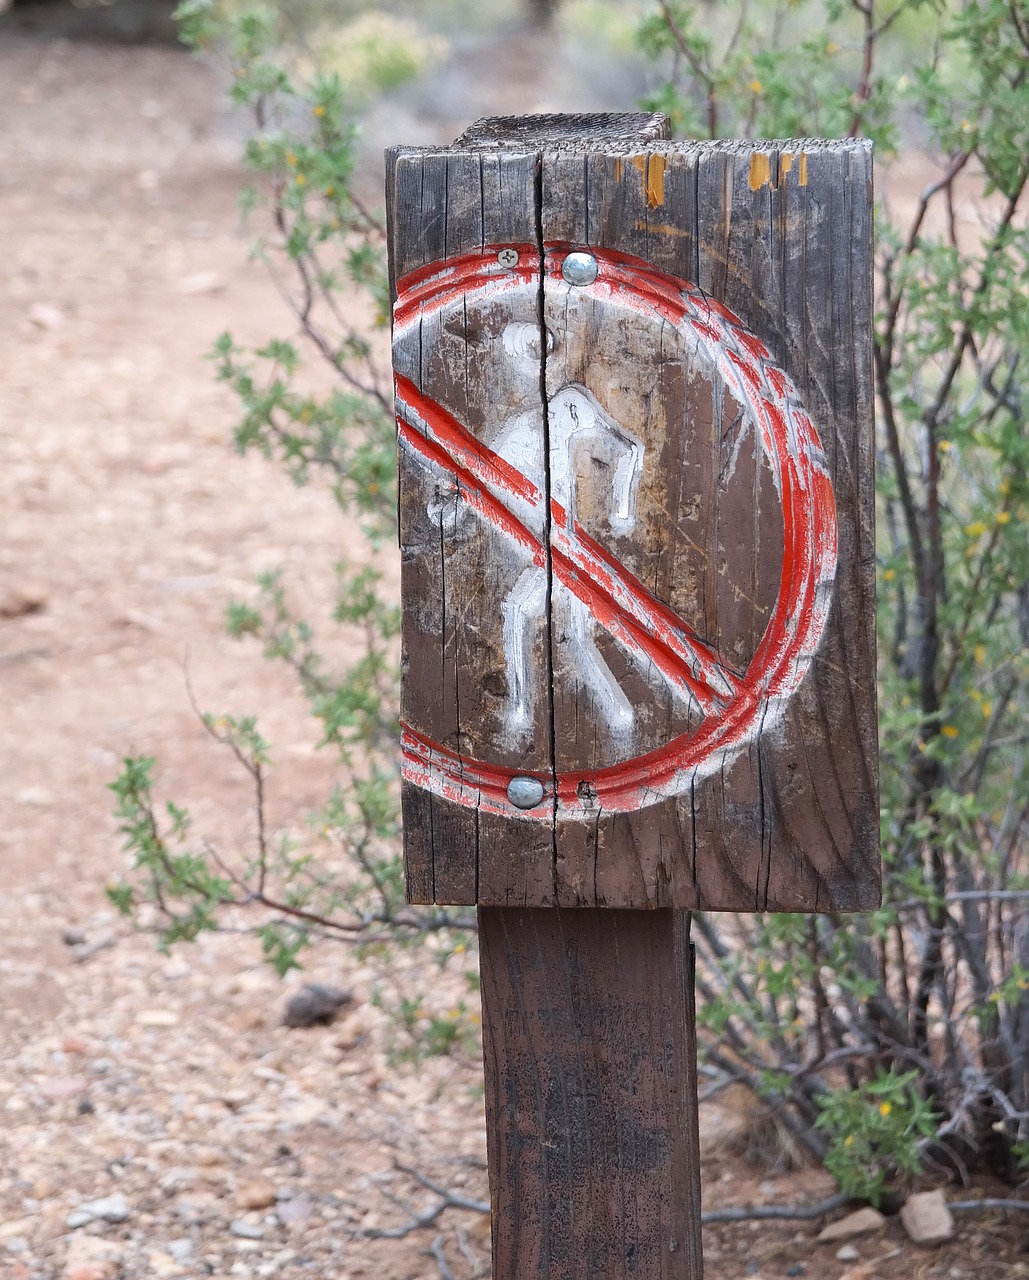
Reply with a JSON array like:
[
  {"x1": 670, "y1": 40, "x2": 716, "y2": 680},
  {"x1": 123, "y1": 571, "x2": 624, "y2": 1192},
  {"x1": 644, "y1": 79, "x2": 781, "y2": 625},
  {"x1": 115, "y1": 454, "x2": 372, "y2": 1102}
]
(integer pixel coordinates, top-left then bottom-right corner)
[{"x1": 387, "y1": 115, "x2": 878, "y2": 1279}]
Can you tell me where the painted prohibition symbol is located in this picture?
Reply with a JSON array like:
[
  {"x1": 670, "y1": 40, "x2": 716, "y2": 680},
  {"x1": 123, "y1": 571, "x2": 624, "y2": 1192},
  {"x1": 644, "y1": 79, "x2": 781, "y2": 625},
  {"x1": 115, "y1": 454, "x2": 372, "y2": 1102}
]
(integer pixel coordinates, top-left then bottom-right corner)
[{"x1": 395, "y1": 244, "x2": 838, "y2": 819}]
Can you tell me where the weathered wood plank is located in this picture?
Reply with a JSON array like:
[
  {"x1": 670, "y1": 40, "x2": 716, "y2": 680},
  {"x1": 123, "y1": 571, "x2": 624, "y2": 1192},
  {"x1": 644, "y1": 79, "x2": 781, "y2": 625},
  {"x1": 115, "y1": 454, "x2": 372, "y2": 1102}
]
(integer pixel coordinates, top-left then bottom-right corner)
[
  {"x1": 389, "y1": 143, "x2": 557, "y2": 904},
  {"x1": 480, "y1": 906, "x2": 703, "y2": 1280},
  {"x1": 388, "y1": 121, "x2": 879, "y2": 913}
]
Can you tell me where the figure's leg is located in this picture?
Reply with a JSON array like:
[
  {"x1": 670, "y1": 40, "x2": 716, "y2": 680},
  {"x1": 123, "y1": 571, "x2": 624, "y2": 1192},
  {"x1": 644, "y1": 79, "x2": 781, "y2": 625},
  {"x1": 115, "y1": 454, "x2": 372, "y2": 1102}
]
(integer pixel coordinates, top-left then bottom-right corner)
[
  {"x1": 563, "y1": 593, "x2": 634, "y2": 736},
  {"x1": 502, "y1": 566, "x2": 549, "y2": 732}
]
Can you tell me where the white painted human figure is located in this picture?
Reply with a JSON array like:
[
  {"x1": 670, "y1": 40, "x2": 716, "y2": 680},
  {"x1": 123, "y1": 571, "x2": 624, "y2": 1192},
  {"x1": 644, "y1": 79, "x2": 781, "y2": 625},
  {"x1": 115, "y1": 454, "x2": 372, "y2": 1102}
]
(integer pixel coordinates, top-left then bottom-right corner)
[{"x1": 491, "y1": 321, "x2": 645, "y2": 740}]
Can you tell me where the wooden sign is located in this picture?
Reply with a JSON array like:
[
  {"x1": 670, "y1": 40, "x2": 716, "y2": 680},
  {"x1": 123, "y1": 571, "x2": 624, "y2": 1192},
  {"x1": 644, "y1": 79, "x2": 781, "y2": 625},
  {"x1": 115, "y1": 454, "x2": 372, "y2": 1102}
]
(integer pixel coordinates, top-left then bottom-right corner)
[
  {"x1": 388, "y1": 115, "x2": 878, "y2": 914},
  {"x1": 388, "y1": 116, "x2": 878, "y2": 1280}
]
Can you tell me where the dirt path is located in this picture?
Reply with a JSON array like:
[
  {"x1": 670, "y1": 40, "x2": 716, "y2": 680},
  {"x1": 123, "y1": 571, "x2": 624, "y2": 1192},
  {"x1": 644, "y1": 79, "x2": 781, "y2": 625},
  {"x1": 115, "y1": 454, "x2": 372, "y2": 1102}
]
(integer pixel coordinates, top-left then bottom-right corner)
[{"x1": 0, "y1": 28, "x2": 1024, "y2": 1280}]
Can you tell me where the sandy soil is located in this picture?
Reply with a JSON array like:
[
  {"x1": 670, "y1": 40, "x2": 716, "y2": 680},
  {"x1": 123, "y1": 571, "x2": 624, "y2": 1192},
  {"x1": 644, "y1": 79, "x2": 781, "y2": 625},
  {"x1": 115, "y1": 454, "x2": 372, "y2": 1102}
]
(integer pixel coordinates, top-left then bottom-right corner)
[{"x1": 0, "y1": 25, "x2": 1026, "y2": 1280}]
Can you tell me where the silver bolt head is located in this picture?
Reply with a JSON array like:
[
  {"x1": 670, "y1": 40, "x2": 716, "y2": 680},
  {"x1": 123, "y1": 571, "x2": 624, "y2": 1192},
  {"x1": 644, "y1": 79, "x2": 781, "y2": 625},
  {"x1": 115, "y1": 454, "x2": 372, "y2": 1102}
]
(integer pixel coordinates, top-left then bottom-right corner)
[
  {"x1": 497, "y1": 248, "x2": 520, "y2": 268},
  {"x1": 561, "y1": 251, "x2": 598, "y2": 286},
  {"x1": 506, "y1": 776, "x2": 546, "y2": 810}
]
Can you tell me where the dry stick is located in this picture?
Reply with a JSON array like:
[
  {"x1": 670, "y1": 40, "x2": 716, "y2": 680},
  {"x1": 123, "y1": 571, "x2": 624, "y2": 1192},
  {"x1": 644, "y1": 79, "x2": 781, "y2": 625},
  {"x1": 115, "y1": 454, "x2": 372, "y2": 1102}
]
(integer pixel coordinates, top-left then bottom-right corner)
[
  {"x1": 425, "y1": 1235, "x2": 455, "y2": 1280},
  {"x1": 657, "y1": 0, "x2": 718, "y2": 136},
  {"x1": 703, "y1": 1193, "x2": 850, "y2": 1224},
  {"x1": 369, "y1": 1172, "x2": 1029, "y2": 1236}
]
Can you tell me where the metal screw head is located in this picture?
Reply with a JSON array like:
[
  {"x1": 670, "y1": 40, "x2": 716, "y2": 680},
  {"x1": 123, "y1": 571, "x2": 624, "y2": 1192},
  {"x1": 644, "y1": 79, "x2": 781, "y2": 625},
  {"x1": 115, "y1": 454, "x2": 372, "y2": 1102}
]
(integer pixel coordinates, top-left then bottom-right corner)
[
  {"x1": 506, "y1": 776, "x2": 546, "y2": 810},
  {"x1": 497, "y1": 248, "x2": 520, "y2": 268},
  {"x1": 561, "y1": 251, "x2": 598, "y2": 286}
]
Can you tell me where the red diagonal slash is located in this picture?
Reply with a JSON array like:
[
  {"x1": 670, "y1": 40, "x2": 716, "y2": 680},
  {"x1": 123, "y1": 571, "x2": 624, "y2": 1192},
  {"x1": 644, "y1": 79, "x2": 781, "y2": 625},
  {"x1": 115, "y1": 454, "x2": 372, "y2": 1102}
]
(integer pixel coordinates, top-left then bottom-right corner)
[
  {"x1": 394, "y1": 245, "x2": 837, "y2": 818},
  {"x1": 395, "y1": 373, "x2": 742, "y2": 718}
]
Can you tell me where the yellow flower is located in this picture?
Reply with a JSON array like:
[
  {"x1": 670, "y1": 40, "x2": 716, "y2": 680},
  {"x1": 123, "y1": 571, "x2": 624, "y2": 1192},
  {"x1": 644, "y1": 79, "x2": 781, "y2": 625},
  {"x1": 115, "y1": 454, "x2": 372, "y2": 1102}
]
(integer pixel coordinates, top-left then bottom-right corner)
[
  {"x1": 999, "y1": 478, "x2": 1012, "y2": 495},
  {"x1": 883, "y1": 568, "x2": 896, "y2": 581},
  {"x1": 974, "y1": 644, "x2": 986, "y2": 664},
  {"x1": 997, "y1": 511, "x2": 1011, "y2": 525},
  {"x1": 313, "y1": 104, "x2": 326, "y2": 117},
  {"x1": 879, "y1": 1102, "x2": 892, "y2": 1117},
  {"x1": 826, "y1": 41, "x2": 839, "y2": 54},
  {"x1": 844, "y1": 1135, "x2": 855, "y2": 1147},
  {"x1": 285, "y1": 150, "x2": 297, "y2": 166},
  {"x1": 748, "y1": 79, "x2": 763, "y2": 93},
  {"x1": 453, "y1": 942, "x2": 466, "y2": 954},
  {"x1": 941, "y1": 724, "x2": 959, "y2": 738},
  {"x1": 324, "y1": 186, "x2": 336, "y2": 197},
  {"x1": 938, "y1": 439, "x2": 952, "y2": 452},
  {"x1": 965, "y1": 521, "x2": 988, "y2": 537},
  {"x1": 295, "y1": 173, "x2": 307, "y2": 187},
  {"x1": 981, "y1": 701, "x2": 992, "y2": 719}
]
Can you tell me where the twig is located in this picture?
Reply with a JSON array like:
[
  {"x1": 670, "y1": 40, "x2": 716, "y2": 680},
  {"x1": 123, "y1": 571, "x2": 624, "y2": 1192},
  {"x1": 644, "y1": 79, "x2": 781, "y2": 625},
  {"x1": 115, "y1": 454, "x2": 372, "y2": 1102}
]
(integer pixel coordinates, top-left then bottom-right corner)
[
  {"x1": 658, "y1": 0, "x2": 718, "y2": 136},
  {"x1": 702, "y1": 1192, "x2": 850, "y2": 1223},
  {"x1": 951, "y1": 1198, "x2": 1029, "y2": 1213},
  {"x1": 425, "y1": 1235, "x2": 455, "y2": 1280},
  {"x1": 361, "y1": 1164, "x2": 490, "y2": 1238}
]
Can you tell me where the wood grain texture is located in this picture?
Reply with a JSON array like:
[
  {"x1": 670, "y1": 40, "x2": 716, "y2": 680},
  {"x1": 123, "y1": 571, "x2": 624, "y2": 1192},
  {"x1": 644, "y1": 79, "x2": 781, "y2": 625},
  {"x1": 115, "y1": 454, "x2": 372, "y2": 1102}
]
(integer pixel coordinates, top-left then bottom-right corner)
[
  {"x1": 479, "y1": 906, "x2": 703, "y2": 1280},
  {"x1": 388, "y1": 118, "x2": 880, "y2": 913}
]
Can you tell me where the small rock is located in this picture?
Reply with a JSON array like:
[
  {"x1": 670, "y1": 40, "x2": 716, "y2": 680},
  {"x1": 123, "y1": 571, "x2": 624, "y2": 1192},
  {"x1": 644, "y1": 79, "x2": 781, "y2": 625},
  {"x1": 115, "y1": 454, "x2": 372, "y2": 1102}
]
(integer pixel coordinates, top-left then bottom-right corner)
[
  {"x1": 0, "y1": 583, "x2": 47, "y2": 616},
  {"x1": 282, "y1": 983, "x2": 353, "y2": 1029},
  {"x1": 63, "y1": 1265, "x2": 112, "y2": 1280},
  {"x1": 277, "y1": 1194, "x2": 313, "y2": 1224},
  {"x1": 237, "y1": 1179, "x2": 277, "y2": 1212},
  {"x1": 230, "y1": 1220, "x2": 265, "y2": 1240},
  {"x1": 0, "y1": 1216, "x2": 36, "y2": 1242},
  {"x1": 28, "y1": 302, "x2": 63, "y2": 330},
  {"x1": 39, "y1": 1074, "x2": 88, "y2": 1100},
  {"x1": 135, "y1": 1009, "x2": 180, "y2": 1028},
  {"x1": 68, "y1": 932, "x2": 117, "y2": 964},
  {"x1": 15, "y1": 785, "x2": 54, "y2": 807},
  {"x1": 817, "y1": 1207, "x2": 886, "y2": 1242},
  {"x1": 62, "y1": 1235, "x2": 124, "y2": 1280},
  {"x1": 66, "y1": 1193, "x2": 131, "y2": 1228},
  {"x1": 147, "y1": 1250, "x2": 193, "y2": 1278},
  {"x1": 835, "y1": 1244, "x2": 860, "y2": 1261},
  {"x1": 900, "y1": 1189, "x2": 954, "y2": 1245},
  {"x1": 175, "y1": 271, "x2": 224, "y2": 296},
  {"x1": 160, "y1": 1167, "x2": 200, "y2": 1192}
]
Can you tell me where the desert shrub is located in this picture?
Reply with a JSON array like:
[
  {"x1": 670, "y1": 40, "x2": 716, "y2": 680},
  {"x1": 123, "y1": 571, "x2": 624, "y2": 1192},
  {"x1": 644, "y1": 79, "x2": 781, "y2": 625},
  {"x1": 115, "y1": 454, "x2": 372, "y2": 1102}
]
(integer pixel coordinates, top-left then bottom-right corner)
[
  {"x1": 641, "y1": 0, "x2": 1029, "y2": 1196},
  {"x1": 111, "y1": 0, "x2": 1029, "y2": 1200},
  {"x1": 110, "y1": 2, "x2": 474, "y2": 1050}
]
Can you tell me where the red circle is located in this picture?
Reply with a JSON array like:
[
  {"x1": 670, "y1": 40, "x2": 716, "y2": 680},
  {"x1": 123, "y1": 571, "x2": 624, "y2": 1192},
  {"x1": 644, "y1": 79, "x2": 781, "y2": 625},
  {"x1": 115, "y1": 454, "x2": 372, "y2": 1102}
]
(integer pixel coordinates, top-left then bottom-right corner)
[{"x1": 395, "y1": 245, "x2": 837, "y2": 817}]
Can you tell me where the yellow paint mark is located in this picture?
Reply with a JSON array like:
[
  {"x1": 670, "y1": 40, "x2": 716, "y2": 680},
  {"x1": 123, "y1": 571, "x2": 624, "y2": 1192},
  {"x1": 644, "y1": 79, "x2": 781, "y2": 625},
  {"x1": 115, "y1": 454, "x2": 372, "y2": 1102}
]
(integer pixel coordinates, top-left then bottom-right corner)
[
  {"x1": 629, "y1": 154, "x2": 666, "y2": 208},
  {"x1": 637, "y1": 220, "x2": 689, "y2": 239},
  {"x1": 645, "y1": 155, "x2": 666, "y2": 208},
  {"x1": 748, "y1": 152, "x2": 771, "y2": 191},
  {"x1": 750, "y1": 150, "x2": 808, "y2": 191}
]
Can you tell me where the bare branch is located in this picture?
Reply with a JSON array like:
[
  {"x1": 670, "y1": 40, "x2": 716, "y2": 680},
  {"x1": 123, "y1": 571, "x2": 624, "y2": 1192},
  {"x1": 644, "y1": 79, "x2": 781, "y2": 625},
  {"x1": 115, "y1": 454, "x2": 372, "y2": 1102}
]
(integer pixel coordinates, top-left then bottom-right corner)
[
  {"x1": 702, "y1": 1192, "x2": 850, "y2": 1224},
  {"x1": 362, "y1": 1164, "x2": 489, "y2": 1239}
]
